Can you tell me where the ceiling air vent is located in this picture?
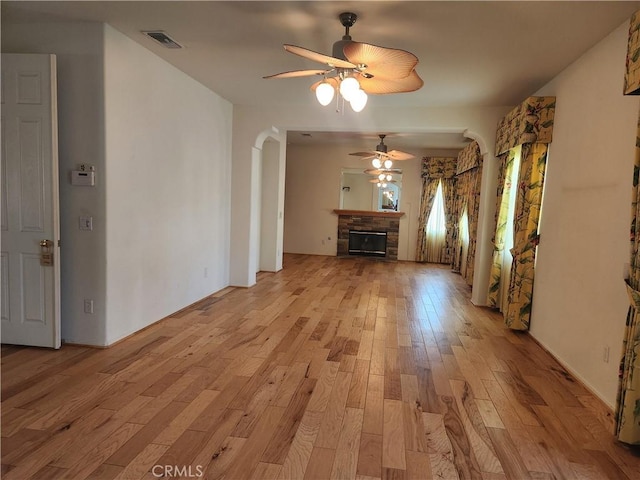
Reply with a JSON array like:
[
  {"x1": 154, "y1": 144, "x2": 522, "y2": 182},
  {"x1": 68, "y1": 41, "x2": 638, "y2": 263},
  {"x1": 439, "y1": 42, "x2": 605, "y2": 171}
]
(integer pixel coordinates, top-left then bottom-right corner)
[{"x1": 142, "y1": 31, "x2": 182, "y2": 49}]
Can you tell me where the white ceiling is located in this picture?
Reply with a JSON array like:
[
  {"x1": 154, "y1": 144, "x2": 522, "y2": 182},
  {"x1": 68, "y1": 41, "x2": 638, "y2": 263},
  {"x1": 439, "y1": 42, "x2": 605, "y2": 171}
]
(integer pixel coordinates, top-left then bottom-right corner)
[{"x1": 3, "y1": 0, "x2": 640, "y2": 151}]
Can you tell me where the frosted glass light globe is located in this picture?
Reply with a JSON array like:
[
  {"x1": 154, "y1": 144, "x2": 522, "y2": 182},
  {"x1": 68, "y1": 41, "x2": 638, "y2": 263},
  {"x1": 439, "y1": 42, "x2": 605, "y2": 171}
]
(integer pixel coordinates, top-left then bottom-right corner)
[
  {"x1": 378, "y1": 173, "x2": 386, "y2": 181},
  {"x1": 386, "y1": 174, "x2": 393, "y2": 181},
  {"x1": 340, "y1": 76, "x2": 360, "y2": 102},
  {"x1": 349, "y1": 88, "x2": 368, "y2": 112},
  {"x1": 372, "y1": 158, "x2": 382, "y2": 169},
  {"x1": 315, "y1": 82, "x2": 335, "y2": 106},
  {"x1": 384, "y1": 159, "x2": 393, "y2": 169}
]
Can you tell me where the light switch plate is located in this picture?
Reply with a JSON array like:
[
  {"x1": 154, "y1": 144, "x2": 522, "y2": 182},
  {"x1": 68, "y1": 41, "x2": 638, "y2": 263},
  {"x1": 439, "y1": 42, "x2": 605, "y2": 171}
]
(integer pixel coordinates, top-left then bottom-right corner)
[{"x1": 79, "y1": 215, "x2": 93, "y2": 231}]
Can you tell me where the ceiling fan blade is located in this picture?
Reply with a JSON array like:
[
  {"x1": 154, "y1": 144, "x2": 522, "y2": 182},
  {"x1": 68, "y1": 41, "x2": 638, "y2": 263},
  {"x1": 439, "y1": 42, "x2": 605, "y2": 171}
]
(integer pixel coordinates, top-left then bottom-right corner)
[
  {"x1": 349, "y1": 151, "x2": 377, "y2": 157},
  {"x1": 264, "y1": 69, "x2": 331, "y2": 80},
  {"x1": 284, "y1": 44, "x2": 356, "y2": 69},
  {"x1": 357, "y1": 70, "x2": 424, "y2": 94},
  {"x1": 386, "y1": 150, "x2": 415, "y2": 161},
  {"x1": 344, "y1": 42, "x2": 418, "y2": 80}
]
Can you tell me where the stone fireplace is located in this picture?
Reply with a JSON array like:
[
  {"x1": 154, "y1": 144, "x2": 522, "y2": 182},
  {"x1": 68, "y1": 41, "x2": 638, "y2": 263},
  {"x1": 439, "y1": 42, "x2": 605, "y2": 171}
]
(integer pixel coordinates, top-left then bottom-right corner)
[{"x1": 334, "y1": 209, "x2": 404, "y2": 260}]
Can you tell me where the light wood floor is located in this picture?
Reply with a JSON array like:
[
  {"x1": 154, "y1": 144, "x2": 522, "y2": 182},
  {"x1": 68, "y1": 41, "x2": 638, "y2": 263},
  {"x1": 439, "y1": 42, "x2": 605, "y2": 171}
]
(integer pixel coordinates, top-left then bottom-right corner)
[{"x1": 2, "y1": 254, "x2": 640, "y2": 480}]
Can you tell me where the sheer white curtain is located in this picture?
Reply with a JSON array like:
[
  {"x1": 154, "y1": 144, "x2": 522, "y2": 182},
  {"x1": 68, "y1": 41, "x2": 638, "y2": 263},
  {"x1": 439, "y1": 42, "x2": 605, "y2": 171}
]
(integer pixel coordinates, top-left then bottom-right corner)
[
  {"x1": 424, "y1": 179, "x2": 447, "y2": 263},
  {"x1": 459, "y1": 206, "x2": 470, "y2": 277},
  {"x1": 500, "y1": 145, "x2": 522, "y2": 312}
]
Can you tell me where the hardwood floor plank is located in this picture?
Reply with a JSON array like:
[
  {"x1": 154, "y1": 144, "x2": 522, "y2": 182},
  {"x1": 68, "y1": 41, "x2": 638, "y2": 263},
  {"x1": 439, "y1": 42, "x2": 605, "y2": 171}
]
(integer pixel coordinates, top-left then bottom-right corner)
[
  {"x1": 486, "y1": 427, "x2": 531, "y2": 480},
  {"x1": 304, "y1": 447, "x2": 336, "y2": 480},
  {"x1": 278, "y1": 410, "x2": 323, "y2": 480},
  {"x1": 314, "y1": 371, "x2": 352, "y2": 449},
  {"x1": 262, "y1": 377, "x2": 317, "y2": 464},
  {"x1": 363, "y1": 374, "x2": 385, "y2": 435},
  {"x1": 330, "y1": 407, "x2": 364, "y2": 480},
  {"x1": 405, "y1": 450, "x2": 431, "y2": 480},
  {"x1": 383, "y1": 399, "x2": 406, "y2": 470},
  {"x1": 384, "y1": 348, "x2": 402, "y2": 401},
  {"x1": 449, "y1": 380, "x2": 503, "y2": 475},
  {"x1": 348, "y1": 358, "x2": 370, "y2": 409},
  {"x1": 306, "y1": 361, "x2": 340, "y2": 413},
  {"x1": 223, "y1": 405, "x2": 286, "y2": 479},
  {"x1": 252, "y1": 462, "x2": 283, "y2": 479},
  {"x1": 357, "y1": 432, "x2": 383, "y2": 478}
]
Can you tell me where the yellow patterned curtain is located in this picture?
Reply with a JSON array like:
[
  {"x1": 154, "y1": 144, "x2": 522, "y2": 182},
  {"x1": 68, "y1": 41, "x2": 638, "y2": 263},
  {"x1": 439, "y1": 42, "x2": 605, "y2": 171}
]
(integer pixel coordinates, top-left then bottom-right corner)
[
  {"x1": 451, "y1": 141, "x2": 483, "y2": 285},
  {"x1": 487, "y1": 150, "x2": 516, "y2": 308},
  {"x1": 504, "y1": 143, "x2": 548, "y2": 330},
  {"x1": 416, "y1": 178, "x2": 440, "y2": 262},
  {"x1": 416, "y1": 157, "x2": 457, "y2": 263},
  {"x1": 464, "y1": 164, "x2": 482, "y2": 285},
  {"x1": 615, "y1": 10, "x2": 640, "y2": 446},
  {"x1": 442, "y1": 177, "x2": 457, "y2": 265},
  {"x1": 624, "y1": 10, "x2": 640, "y2": 95},
  {"x1": 451, "y1": 177, "x2": 469, "y2": 273},
  {"x1": 488, "y1": 96, "x2": 555, "y2": 322}
]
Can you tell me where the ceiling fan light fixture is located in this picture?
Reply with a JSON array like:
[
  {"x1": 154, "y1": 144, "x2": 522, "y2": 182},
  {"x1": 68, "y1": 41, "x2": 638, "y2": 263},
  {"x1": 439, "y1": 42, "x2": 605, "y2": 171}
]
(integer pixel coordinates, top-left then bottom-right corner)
[
  {"x1": 378, "y1": 173, "x2": 386, "y2": 181},
  {"x1": 349, "y1": 88, "x2": 368, "y2": 112},
  {"x1": 371, "y1": 157, "x2": 382, "y2": 169},
  {"x1": 339, "y1": 76, "x2": 360, "y2": 101},
  {"x1": 315, "y1": 81, "x2": 335, "y2": 106},
  {"x1": 383, "y1": 159, "x2": 393, "y2": 169}
]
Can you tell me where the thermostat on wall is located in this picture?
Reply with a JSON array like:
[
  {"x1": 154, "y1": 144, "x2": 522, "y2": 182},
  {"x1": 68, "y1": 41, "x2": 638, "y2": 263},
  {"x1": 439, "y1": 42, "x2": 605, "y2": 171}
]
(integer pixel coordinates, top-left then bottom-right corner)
[{"x1": 71, "y1": 164, "x2": 96, "y2": 186}]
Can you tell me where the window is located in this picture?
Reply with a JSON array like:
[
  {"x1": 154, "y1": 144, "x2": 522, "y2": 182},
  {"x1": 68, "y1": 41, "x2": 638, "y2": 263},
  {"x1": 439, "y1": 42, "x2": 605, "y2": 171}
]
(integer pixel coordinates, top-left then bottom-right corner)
[
  {"x1": 500, "y1": 145, "x2": 522, "y2": 311},
  {"x1": 424, "y1": 179, "x2": 447, "y2": 263}
]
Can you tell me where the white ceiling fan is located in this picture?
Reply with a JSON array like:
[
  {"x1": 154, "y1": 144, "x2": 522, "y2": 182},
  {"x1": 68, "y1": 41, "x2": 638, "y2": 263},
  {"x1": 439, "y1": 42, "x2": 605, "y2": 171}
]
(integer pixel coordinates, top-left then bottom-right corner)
[{"x1": 264, "y1": 12, "x2": 423, "y2": 112}]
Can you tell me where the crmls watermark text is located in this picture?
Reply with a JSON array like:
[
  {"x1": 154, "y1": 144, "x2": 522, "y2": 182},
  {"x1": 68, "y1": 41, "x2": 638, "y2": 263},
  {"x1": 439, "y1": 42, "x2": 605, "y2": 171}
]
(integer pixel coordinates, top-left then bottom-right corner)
[{"x1": 151, "y1": 465, "x2": 204, "y2": 478}]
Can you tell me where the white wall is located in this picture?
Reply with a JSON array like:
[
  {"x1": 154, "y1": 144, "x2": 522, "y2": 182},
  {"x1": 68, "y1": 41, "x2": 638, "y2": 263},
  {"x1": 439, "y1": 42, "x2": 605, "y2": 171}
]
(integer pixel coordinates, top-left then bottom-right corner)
[
  {"x1": 342, "y1": 173, "x2": 377, "y2": 211},
  {"x1": 531, "y1": 22, "x2": 639, "y2": 407},
  {"x1": 260, "y1": 139, "x2": 281, "y2": 272},
  {"x1": 103, "y1": 25, "x2": 232, "y2": 344},
  {"x1": 2, "y1": 23, "x2": 108, "y2": 345}
]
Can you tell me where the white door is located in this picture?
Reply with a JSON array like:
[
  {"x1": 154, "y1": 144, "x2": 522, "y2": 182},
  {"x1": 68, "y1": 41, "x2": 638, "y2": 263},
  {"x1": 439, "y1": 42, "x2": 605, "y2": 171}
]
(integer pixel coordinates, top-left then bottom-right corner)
[{"x1": 1, "y1": 53, "x2": 61, "y2": 348}]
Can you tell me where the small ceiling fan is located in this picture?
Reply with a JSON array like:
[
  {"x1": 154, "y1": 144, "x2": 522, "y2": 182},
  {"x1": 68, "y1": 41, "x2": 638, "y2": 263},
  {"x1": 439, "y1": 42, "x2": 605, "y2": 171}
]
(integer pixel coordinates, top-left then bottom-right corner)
[
  {"x1": 351, "y1": 134, "x2": 415, "y2": 169},
  {"x1": 264, "y1": 12, "x2": 423, "y2": 112}
]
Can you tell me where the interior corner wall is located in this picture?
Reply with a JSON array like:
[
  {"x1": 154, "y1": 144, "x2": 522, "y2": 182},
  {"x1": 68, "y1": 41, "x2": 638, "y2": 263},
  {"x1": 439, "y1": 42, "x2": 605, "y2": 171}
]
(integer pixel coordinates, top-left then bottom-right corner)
[
  {"x1": 530, "y1": 21, "x2": 640, "y2": 407},
  {"x1": 259, "y1": 140, "x2": 281, "y2": 272},
  {"x1": 103, "y1": 25, "x2": 233, "y2": 344},
  {"x1": 2, "y1": 22, "x2": 108, "y2": 345}
]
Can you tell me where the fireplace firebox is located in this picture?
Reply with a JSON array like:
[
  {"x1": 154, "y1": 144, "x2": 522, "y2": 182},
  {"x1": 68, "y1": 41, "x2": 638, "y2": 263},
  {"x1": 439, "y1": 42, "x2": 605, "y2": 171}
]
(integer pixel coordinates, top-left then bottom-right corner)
[{"x1": 348, "y1": 230, "x2": 387, "y2": 257}]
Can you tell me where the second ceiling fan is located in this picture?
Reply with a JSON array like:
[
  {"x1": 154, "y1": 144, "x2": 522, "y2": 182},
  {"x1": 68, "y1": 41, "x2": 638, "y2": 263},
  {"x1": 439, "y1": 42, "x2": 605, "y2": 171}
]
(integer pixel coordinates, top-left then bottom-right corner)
[{"x1": 350, "y1": 134, "x2": 415, "y2": 169}]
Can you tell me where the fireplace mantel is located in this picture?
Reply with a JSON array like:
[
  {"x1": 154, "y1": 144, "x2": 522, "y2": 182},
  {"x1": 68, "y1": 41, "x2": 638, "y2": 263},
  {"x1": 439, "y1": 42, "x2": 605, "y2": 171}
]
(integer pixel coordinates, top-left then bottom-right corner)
[{"x1": 333, "y1": 209, "x2": 405, "y2": 218}]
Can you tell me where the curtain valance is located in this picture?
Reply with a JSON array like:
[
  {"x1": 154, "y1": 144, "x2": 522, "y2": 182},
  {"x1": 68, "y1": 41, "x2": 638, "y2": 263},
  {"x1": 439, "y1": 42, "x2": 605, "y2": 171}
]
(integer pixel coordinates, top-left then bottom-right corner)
[
  {"x1": 624, "y1": 10, "x2": 640, "y2": 95},
  {"x1": 495, "y1": 96, "x2": 556, "y2": 156},
  {"x1": 456, "y1": 141, "x2": 481, "y2": 175},
  {"x1": 421, "y1": 156, "x2": 457, "y2": 179}
]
